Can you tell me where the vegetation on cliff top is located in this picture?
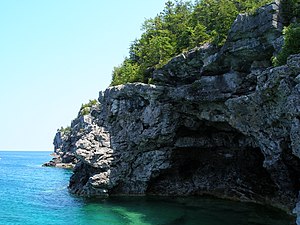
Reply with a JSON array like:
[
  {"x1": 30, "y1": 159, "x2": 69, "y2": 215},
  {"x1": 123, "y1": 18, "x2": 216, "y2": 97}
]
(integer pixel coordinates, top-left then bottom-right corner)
[
  {"x1": 273, "y1": 23, "x2": 300, "y2": 66},
  {"x1": 111, "y1": 0, "x2": 271, "y2": 86},
  {"x1": 79, "y1": 99, "x2": 98, "y2": 116},
  {"x1": 272, "y1": 0, "x2": 300, "y2": 66},
  {"x1": 58, "y1": 126, "x2": 71, "y2": 134}
]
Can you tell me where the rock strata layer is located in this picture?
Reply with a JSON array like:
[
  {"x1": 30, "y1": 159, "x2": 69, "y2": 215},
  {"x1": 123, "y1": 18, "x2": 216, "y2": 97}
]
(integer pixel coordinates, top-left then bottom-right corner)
[{"x1": 46, "y1": 2, "x2": 300, "y2": 224}]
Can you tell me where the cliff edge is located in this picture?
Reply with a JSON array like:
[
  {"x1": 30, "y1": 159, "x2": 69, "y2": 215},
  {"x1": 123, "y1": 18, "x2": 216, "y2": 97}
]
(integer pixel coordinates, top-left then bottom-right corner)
[{"x1": 46, "y1": 2, "x2": 300, "y2": 223}]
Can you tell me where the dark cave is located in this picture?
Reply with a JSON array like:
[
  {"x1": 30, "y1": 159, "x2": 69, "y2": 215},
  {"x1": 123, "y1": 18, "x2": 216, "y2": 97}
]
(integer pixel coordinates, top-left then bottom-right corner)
[{"x1": 147, "y1": 120, "x2": 277, "y2": 202}]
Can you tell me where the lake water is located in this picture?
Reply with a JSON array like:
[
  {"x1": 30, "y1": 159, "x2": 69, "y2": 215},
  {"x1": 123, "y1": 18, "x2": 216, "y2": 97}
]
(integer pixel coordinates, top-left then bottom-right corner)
[{"x1": 0, "y1": 151, "x2": 294, "y2": 225}]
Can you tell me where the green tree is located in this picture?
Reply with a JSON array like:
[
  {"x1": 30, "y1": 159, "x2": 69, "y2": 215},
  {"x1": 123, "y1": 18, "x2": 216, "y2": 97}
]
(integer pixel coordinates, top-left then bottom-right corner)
[
  {"x1": 233, "y1": 0, "x2": 271, "y2": 13},
  {"x1": 191, "y1": 0, "x2": 237, "y2": 45},
  {"x1": 159, "y1": 0, "x2": 193, "y2": 52},
  {"x1": 189, "y1": 23, "x2": 210, "y2": 47},
  {"x1": 110, "y1": 0, "x2": 276, "y2": 86},
  {"x1": 111, "y1": 58, "x2": 141, "y2": 86}
]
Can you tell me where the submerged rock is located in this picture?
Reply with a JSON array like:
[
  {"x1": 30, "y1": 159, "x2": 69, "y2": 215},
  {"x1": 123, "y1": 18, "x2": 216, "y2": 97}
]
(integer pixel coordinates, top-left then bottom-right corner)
[{"x1": 46, "y1": 1, "x2": 300, "y2": 224}]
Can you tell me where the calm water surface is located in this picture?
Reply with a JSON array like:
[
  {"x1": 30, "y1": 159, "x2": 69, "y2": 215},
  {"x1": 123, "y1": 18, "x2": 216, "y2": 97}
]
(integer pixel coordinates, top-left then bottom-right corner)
[{"x1": 0, "y1": 151, "x2": 293, "y2": 225}]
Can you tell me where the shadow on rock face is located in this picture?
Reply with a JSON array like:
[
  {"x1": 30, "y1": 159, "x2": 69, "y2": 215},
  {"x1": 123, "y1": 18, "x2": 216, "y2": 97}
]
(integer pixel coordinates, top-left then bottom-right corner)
[{"x1": 146, "y1": 121, "x2": 277, "y2": 205}]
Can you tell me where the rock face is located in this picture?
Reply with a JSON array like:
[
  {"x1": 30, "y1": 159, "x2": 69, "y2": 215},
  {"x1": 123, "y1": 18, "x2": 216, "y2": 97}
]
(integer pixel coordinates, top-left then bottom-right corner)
[
  {"x1": 43, "y1": 129, "x2": 76, "y2": 168},
  {"x1": 47, "y1": 2, "x2": 300, "y2": 223},
  {"x1": 43, "y1": 104, "x2": 100, "y2": 169}
]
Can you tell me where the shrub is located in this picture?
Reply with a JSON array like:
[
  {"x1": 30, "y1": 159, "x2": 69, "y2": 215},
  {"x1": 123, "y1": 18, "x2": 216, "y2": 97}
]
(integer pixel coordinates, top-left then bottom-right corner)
[
  {"x1": 111, "y1": 58, "x2": 141, "y2": 86},
  {"x1": 79, "y1": 99, "x2": 99, "y2": 116},
  {"x1": 272, "y1": 23, "x2": 300, "y2": 66},
  {"x1": 59, "y1": 126, "x2": 71, "y2": 134},
  {"x1": 80, "y1": 107, "x2": 90, "y2": 116}
]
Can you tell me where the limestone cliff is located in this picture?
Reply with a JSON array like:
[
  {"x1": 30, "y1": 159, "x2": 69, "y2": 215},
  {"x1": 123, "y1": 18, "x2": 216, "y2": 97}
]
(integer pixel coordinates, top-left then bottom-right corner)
[{"x1": 46, "y1": 2, "x2": 300, "y2": 223}]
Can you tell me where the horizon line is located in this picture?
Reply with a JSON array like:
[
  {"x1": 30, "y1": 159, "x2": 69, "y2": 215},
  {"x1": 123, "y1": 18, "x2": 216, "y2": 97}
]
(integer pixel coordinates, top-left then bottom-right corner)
[{"x1": 0, "y1": 149, "x2": 52, "y2": 152}]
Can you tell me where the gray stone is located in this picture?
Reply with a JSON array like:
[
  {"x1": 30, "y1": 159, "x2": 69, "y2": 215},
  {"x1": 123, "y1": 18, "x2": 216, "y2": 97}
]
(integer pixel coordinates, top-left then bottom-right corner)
[
  {"x1": 295, "y1": 74, "x2": 300, "y2": 83},
  {"x1": 202, "y1": 2, "x2": 282, "y2": 75},
  {"x1": 291, "y1": 118, "x2": 300, "y2": 158}
]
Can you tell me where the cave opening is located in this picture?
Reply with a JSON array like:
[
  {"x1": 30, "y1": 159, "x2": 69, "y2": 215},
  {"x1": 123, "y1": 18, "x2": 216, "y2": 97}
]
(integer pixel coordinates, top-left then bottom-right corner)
[{"x1": 147, "y1": 120, "x2": 277, "y2": 202}]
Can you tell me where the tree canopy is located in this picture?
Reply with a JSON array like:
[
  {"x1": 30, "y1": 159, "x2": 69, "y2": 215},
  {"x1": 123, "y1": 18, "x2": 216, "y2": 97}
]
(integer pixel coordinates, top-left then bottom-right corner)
[{"x1": 111, "y1": 0, "x2": 272, "y2": 86}]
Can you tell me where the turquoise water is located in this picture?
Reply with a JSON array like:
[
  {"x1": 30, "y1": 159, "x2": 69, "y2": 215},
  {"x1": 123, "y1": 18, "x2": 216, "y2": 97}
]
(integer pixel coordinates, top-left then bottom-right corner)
[{"x1": 0, "y1": 151, "x2": 293, "y2": 225}]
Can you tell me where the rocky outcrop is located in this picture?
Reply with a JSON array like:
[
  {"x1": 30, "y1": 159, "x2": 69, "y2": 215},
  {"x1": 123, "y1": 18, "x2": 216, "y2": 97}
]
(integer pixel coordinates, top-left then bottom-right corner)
[
  {"x1": 47, "y1": 1, "x2": 300, "y2": 224},
  {"x1": 69, "y1": 53, "x2": 300, "y2": 205},
  {"x1": 43, "y1": 104, "x2": 100, "y2": 169},
  {"x1": 43, "y1": 130, "x2": 76, "y2": 169}
]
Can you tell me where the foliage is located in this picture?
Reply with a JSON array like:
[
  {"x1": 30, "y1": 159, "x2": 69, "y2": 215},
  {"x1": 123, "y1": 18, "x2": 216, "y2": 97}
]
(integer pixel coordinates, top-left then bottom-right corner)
[
  {"x1": 111, "y1": 0, "x2": 272, "y2": 86},
  {"x1": 272, "y1": 23, "x2": 300, "y2": 66},
  {"x1": 58, "y1": 126, "x2": 71, "y2": 134},
  {"x1": 111, "y1": 58, "x2": 142, "y2": 86},
  {"x1": 80, "y1": 99, "x2": 98, "y2": 109},
  {"x1": 79, "y1": 99, "x2": 99, "y2": 116},
  {"x1": 80, "y1": 107, "x2": 90, "y2": 116}
]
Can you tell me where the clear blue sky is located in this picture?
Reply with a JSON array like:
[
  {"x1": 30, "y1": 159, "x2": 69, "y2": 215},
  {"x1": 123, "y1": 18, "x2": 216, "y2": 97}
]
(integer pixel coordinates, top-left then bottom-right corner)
[{"x1": 0, "y1": 0, "x2": 168, "y2": 151}]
